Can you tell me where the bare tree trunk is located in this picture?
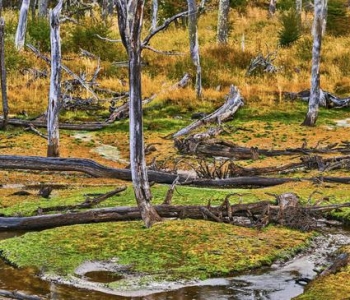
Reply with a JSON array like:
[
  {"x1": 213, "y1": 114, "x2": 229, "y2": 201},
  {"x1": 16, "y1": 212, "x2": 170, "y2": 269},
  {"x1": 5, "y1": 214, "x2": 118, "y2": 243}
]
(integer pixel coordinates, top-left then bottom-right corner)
[
  {"x1": 15, "y1": 0, "x2": 30, "y2": 50},
  {"x1": 302, "y1": 0, "x2": 327, "y2": 126},
  {"x1": 0, "y1": 18, "x2": 8, "y2": 130},
  {"x1": 116, "y1": 0, "x2": 161, "y2": 228},
  {"x1": 187, "y1": 0, "x2": 202, "y2": 98},
  {"x1": 151, "y1": 0, "x2": 158, "y2": 30},
  {"x1": 217, "y1": 0, "x2": 230, "y2": 44},
  {"x1": 269, "y1": 0, "x2": 277, "y2": 16},
  {"x1": 38, "y1": 0, "x2": 49, "y2": 17},
  {"x1": 47, "y1": 0, "x2": 62, "y2": 157}
]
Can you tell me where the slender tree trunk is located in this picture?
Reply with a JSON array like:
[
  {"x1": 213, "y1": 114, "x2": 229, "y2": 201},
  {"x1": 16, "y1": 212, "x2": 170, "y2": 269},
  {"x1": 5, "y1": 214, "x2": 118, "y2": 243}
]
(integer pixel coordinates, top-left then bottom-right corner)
[
  {"x1": 302, "y1": 0, "x2": 327, "y2": 126},
  {"x1": 217, "y1": 0, "x2": 230, "y2": 44},
  {"x1": 269, "y1": 0, "x2": 277, "y2": 16},
  {"x1": 47, "y1": 0, "x2": 62, "y2": 157},
  {"x1": 116, "y1": 0, "x2": 161, "y2": 228},
  {"x1": 187, "y1": 0, "x2": 202, "y2": 98},
  {"x1": 151, "y1": 0, "x2": 158, "y2": 30},
  {"x1": 0, "y1": 18, "x2": 8, "y2": 130},
  {"x1": 38, "y1": 0, "x2": 49, "y2": 17},
  {"x1": 15, "y1": 0, "x2": 30, "y2": 50}
]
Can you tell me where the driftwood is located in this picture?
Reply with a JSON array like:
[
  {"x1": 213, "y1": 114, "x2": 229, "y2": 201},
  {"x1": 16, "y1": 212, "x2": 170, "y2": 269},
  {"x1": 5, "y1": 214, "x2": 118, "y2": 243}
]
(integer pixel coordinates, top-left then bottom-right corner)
[
  {"x1": 173, "y1": 85, "x2": 244, "y2": 138},
  {"x1": 1, "y1": 193, "x2": 350, "y2": 231},
  {"x1": 194, "y1": 155, "x2": 350, "y2": 177},
  {"x1": 246, "y1": 51, "x2": 280, "y2": 76},
  {"x1": 284, "y1": 89, "x2": 350, "y2": 108},
  {"x1": 175, "y1": 139, "x2": 350, "y2": 159},
  {"x1": 3, "y1": 118, "x2": 107, "y2": 130}
]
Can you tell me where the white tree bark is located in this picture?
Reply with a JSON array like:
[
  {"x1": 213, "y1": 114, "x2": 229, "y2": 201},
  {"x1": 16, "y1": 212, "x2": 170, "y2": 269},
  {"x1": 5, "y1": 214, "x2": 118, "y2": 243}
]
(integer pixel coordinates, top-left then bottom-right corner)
[
  {"x1": 15, "y1": 0, "x2": 30, "y2": 50},
  {"x1": 47, "y1": 0, "x2": 63, "y2": 157},
  {"x1": 217, "y1": 0, "x2": 230, "y2": 44},
  {"x1": 269, "y1": 0, "x2": 277, "y2": 15},
  {"x1": 187, "y1": 0, "x2": 202, "y2": 98},
  {"x1": 151, "y1": 0, "x2": 158, "y2": 30},
  {"x1": 302, "y1": 0, "x2": 327, "y2": 126},
  {"x1": 0, "y1": 17, "x2": 8, "y2": 129},
  {"x1": 116, "y1": 0, "x2": 161, "y2": 228}
]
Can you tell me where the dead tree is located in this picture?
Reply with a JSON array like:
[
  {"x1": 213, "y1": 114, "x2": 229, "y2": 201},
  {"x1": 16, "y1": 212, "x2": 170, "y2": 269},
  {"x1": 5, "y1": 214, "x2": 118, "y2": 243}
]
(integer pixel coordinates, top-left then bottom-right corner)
[
  {"x1": 173, "y1": 85, "x2": 244, "y2": 138},
  {"x1": 116, "y1": 0, "x2": 162, "y2": 228},
  {"x1": 302, "y1": 0, "x2": 327, "y2": 126},
  {"x1": 269, "y1": 0, "x2": 277, "y2": 16},
  {"x1": 187, "y1": 0, "x2": 202, "y2": 98},
  {"x1": 15, "y1": 0, "x2": 30, "y2": 50},
  {"x1": 151, "y1": 0, "x2": 158, "y2": 30},
  {"x1": 217, "y1": 0, "x2": 230, "y2": 44},
  {"x1": 47, "y1": 0, "x2": 63, "y2": 157},
  {"x1": 0, "y1": 17, "x2": 8, "y2": 129}
]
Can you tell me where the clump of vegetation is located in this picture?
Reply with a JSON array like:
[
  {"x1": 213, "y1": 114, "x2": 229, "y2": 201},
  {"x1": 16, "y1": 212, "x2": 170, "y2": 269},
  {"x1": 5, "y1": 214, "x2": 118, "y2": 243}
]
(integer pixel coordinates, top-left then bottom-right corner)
[
  {"x1": 27, "y1": 18, "x2": 51, "y2": 52},
  {"x1": 327, "y1": 0, "x2": 350, "y2": 36},
  {"x1": 279, "y1": 9, "x2": 301, "y2": 47}
]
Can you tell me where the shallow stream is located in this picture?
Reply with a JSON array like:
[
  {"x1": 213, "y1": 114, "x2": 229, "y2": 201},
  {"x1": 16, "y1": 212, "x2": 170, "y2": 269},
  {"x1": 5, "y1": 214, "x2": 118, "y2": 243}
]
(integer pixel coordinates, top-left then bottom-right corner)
[{"x1": 1, "y1": 227, "x2": 349, "y2": 300}]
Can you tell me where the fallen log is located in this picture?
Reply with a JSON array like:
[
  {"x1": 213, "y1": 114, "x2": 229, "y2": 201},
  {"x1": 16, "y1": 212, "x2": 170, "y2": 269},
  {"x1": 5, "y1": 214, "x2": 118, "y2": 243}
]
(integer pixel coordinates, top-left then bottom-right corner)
[
  {"x1": 3, "y1": 118, "x2": 108, "y2": 130},
  {"x1": 284, "y1": 89, "x2": 350, "y2": 108},
  {"x1": 175, "y1": 139, "x2": 350, "y2": 159},
  {"x1": 173, "y1": 85, "x2": 244, "y2": 138},
  {"x1": 0, "y1": 155, "x2": 350, "y2": 188},
  {"x1": 0, "y1": 155, "x2": 185, "y2": 183},
  {"x1": 1, "y1": 197, "x2": 349, "y2": 231}
]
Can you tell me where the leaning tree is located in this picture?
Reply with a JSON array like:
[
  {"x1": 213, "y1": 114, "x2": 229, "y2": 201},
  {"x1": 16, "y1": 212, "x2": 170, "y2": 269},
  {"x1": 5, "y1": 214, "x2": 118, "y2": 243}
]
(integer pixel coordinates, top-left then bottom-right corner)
[{"x1": 116, "y1": 0, "x2": 162, "y2": 228}]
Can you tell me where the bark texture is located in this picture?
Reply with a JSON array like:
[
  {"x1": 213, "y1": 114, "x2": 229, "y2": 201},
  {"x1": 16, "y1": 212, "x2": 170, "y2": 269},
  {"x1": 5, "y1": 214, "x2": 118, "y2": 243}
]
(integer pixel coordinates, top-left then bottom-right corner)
[
  {"x1": 217, "y1": 0, "x2": 230, "y2": 43},
  {"x1": 302, "y1": 0, "x2": 327, "y2": 126},
  {"x1": 187, "y1": 0, "x2": 202, "y2": 97},
  {"x1": 0, "y1": 17, "x2": 8, "y2": 129},
  {"x1": 38, "y1": 0, "x2": 48, "y2": 17},
  {"x1": 15, "y1": 0, "x2": 30, "y2": 50},
  {"x1": 116, "y1": 0, "x2": 161, "y2": 227},
  {"x1": 47, "y1": 0, "x2": 62, "y2": 157}
]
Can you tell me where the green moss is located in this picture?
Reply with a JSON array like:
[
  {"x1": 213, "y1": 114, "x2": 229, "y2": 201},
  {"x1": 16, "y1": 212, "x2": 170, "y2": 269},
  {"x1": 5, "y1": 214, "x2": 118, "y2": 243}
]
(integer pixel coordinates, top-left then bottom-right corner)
[{"x1": 0, "y1": 220, "x2": 312, "y2": 280}]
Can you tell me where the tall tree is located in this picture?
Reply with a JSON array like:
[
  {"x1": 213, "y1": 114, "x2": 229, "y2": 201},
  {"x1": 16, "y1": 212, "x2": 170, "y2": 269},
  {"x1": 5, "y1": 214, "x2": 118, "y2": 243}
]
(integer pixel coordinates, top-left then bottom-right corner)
[
  {"x1": 217, "y1": 0, "x2": 230, "y2": 44},
  {"x1": 0, "y1": 17, "x2": 8, "y2": 130},
  {"x1": 47, "y1": 0, "x2": 63, "y2": 157},
  {"x1": 116, "y1": 0, "x2": 161, "y2": 228},
  {"x1": 302, "y1": 0, "x2": 327, "y2": 126},
  {"x1": 187, "y1": 0, "x2": 202, "y2": 98},
  {"x1": 15, "y1": 0, "x2": 30, "y2": 50}
]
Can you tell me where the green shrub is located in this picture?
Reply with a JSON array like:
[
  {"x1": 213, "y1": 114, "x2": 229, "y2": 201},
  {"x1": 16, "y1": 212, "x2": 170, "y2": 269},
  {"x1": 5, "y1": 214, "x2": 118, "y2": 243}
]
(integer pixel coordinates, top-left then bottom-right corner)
[
  {"x1": 67, "y1": 19, "x2": 123, "y2": 61},
  {"x1": 327, "y1": 0, "x2": 350, "y2": 36},
  {"x1": 278, "y1": 9, "x2": 301, "y2": 47},
  {"x1": 27, "y1": 18, "x2": 51, "y2": 52},
  {"x1": 4, "y1": 39, "x2": 30, "y2": 71},
  {"x1": 278, "y1": 0, "x2": 295, "y2": 11}
]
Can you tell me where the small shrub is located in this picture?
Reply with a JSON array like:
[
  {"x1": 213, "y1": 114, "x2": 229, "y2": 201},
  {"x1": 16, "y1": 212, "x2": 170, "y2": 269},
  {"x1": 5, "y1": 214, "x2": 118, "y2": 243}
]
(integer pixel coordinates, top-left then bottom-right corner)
[
  {"x1": 327, "y1": 0, "x2": 350, "y2": 36},
  {"x1": 27, "y1": 18, "x2": 51, "y2": 52},
  {"x1": 4, "y1": 40, "x2": 30, "y2": 71},
  {"x1": 67, "y1": 19, "x2": 123, "y2": 61},
  {"x1": 278, "y1": 0, "x2": 295, "y2": 11},
  {"x1": 278, "y1": 9, "x2": 301, "y2": 47}
]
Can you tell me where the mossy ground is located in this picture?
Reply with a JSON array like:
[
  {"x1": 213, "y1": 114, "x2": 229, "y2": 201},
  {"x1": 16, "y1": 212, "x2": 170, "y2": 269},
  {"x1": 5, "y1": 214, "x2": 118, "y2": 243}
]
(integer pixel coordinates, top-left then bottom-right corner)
[
  {"x1": 0, "y1": 3, "x2": 349, "y2": 296},
  {"x1": 0, "y1": 220, "x2": 312, "y2": 281}
]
